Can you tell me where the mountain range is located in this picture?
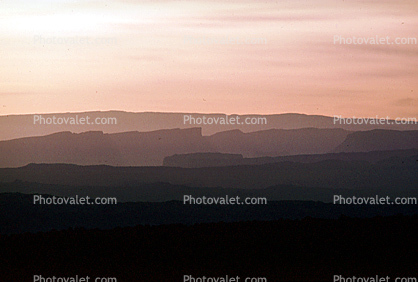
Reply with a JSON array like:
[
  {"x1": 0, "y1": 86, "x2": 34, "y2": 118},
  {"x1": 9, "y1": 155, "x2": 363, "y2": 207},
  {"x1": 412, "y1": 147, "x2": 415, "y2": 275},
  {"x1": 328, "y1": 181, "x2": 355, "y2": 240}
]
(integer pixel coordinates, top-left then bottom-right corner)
[
  {"x1": 0, "y1": 127, "x2": 416, "y2": 167},
  {"x1": 1, "y1": 111, "x2": 417, "y2": 141},
  {"x1": 1, "y1": 154, "x2": 416, "y2": 190}
]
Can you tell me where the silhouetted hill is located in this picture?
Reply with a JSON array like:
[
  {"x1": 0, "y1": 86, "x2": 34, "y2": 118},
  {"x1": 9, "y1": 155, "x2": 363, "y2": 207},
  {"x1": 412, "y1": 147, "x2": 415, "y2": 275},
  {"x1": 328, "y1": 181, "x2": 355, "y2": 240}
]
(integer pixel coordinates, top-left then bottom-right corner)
[
  {"x1": 2, "y1": 126, "x2": 417, "y2": 167},
  {"x1": 334, "y1": 130, "x2": 418, "y2": 153},
  {"x1": 1, "y1": 155, "x2": 416, "y2": 189},
  {"x1": 0, "y1": 128, "x2": 208, "y2": 167},
  {"x1": 1, "y1": 111, "x2": 417, "y2": 141},
  {"x1": 163, "y1": 149, "x2": 418, "y2": 168},
  {"x1": 1, "y1": 192, "x2": 417, "y2": 234},
  {"x1": 0, "y1": 127, "x2": 351, "y2": 167}
]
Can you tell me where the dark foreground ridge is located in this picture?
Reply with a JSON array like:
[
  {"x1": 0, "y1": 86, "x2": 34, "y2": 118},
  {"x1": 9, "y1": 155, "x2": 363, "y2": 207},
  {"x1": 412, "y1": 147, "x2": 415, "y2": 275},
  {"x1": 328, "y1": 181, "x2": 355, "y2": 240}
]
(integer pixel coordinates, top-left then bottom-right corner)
[
  {"x1": 1, "y1": 216, "x2": 417, "y2": 281},
  {"x1": 1, "y1": 193, "x2": 417, "y2": 234}
]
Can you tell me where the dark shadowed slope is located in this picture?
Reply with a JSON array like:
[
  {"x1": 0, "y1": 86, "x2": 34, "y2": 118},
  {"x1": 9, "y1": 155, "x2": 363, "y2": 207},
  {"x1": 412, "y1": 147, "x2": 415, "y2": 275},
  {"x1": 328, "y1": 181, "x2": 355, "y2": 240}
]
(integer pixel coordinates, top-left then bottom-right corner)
[
  {"x1": 163, "y1": 149, "x2": 418, "y2": 168},
  {"x1": 1, "y1": 193, "x2": 417, "y2": 234},
  {"x1": 1, "y1": 215, "x2": 417, "y2": 281},
  {"x1": 1, "y1": 155, "x2": 416, "y2": 189},
  {"x1": 334, "y1": 130, "x2": 418, "y2": 153}
]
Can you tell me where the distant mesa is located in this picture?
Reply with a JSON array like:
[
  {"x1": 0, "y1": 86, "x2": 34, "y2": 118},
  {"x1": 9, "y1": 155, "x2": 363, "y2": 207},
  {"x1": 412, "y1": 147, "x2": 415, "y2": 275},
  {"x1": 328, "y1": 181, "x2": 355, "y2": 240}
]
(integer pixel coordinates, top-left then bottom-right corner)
[
  {"x1": 0, "y1": 127, "x2": 348, "y2": 167},
  {"x1": 0, "y1": 126, "x2": 416, "y2": 168}
]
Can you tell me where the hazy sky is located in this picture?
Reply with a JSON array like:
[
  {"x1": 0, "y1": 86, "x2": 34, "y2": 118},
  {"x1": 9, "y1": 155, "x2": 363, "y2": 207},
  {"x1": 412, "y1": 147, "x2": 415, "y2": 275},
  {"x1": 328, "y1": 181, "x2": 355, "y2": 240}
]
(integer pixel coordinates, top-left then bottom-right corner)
[{"x1": 1, "y1": 0, "x2": 417, "y2": 117}]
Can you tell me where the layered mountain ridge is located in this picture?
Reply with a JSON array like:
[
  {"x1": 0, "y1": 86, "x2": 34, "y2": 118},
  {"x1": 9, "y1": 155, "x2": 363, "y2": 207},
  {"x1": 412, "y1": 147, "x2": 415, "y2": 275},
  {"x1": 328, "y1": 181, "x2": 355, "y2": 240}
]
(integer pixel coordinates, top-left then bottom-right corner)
[{"x1": 0, "y1": 127, "x2": 417, "y2": 167}]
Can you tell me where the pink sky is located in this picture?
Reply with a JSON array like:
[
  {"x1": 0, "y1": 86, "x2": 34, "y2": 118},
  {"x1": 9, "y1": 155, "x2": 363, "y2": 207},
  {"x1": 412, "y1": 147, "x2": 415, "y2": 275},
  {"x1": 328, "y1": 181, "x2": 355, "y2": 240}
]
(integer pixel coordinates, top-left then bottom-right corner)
[{"x1": 0, "y1": 0, "x2": 417, "y2": 118}]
